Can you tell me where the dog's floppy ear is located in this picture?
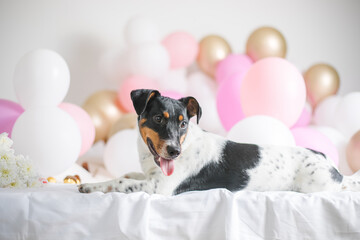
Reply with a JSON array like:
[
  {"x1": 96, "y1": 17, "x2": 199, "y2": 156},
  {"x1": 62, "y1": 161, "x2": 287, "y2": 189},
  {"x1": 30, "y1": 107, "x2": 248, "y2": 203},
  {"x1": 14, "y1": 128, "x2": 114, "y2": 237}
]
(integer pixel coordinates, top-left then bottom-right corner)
[
  {"x1": 130, "y1": 89, "x2": 160, "y2": 115},
  {"x1": 179, "y1": 97, "x2": 202, "y2": 124}
]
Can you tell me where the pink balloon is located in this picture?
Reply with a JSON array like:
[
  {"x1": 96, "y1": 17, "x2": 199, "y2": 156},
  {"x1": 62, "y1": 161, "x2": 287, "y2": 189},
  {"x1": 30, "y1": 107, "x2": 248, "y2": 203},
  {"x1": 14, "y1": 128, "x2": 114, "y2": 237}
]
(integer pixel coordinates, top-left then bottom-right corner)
[
  {"x1": 161, "y1": 91, "x2": 184, "y2": 100},
  {"x1": 0, "y1": 99, "x2": 24, "y2": 137},
  {"x1": 162, "y1": 31, "x2": 198, "y2": 69},
  {"x1": 240, "y1": 57, "x2": 306, "y2": 127},
  {"x1": 216, "y1": 72, "x2": 246, "y2": 131},
  {"x1": 292, "y1": 127, "x2": 339, "y2": 166},
  {"x1": 292, "y1": 103, "x2": 312, "y2": 128},
  {"x1": 118, "y1": 76, "x2": 159, "y2": 112},
  {"x1": 59, "y1": 103, "x2": 95, "y2": 156},
  {"x1": 215, "y1": 54, "x2": 253, "y2": 84}
]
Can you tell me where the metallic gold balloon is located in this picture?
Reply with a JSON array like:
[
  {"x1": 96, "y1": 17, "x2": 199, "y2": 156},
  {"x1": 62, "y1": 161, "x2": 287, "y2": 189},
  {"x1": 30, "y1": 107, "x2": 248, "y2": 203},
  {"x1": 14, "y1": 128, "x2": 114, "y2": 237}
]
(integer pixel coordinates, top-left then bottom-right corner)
[
  {"x1": 346, "y1": 130, "x2": 360, "y2": 173},
  {"x1": 246, "y1": 26, "x2": 287, "y2": 61},
  {"x1": 197, "y1": 35, "x2": 232, "y2": 78},
  {"x1": 82, "y1": 90, "x2": 123, "y2": 143},
  {"x1": 304, "y1": 63, "x2": 340, "y2": 108},
  {"x1": 107, "y1": 113, "x2": 138, "y2": 139}
]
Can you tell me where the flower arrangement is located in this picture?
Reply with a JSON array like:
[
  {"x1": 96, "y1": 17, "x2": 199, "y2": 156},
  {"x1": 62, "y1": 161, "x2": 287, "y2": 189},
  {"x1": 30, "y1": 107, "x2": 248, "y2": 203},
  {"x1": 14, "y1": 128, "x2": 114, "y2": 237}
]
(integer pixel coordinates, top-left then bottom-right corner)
[{"x1": 0, "y1": 132, "x2": 44, "y2": 188}]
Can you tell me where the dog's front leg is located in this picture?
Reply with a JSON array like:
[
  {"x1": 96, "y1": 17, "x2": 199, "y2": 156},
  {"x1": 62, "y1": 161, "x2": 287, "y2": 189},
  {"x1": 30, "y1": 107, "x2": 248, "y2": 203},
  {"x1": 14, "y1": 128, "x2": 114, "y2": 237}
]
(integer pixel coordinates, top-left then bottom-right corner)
[{"x1": 78, "y1": 176, "x2": 160, "y2": 194}]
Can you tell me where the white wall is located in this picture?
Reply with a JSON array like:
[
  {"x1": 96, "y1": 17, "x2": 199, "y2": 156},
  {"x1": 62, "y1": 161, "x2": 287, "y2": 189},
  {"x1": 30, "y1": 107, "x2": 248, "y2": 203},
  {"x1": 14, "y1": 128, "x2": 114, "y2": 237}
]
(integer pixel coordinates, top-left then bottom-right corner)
[{"x1": 0, "y1": 0, "x2": 359, "y2": 105}]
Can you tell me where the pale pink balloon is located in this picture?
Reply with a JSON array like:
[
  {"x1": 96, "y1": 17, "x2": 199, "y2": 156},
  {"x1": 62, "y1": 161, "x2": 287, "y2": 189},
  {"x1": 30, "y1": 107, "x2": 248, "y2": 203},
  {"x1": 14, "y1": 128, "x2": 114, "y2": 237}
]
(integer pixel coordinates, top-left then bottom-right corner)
[
  {"x1": 59, "y1": 103, "x2": 95, "y2": 156},
  {"x1": 161, "y1": 91, "x2": 184, "y2": 100},
  {"x1": 216, "y1": 72, "x2": 246, "y2": 131},
  {"x1": 292, "y1": 102, "x2": 312, "y2": 128},
  {"x1": 162, "y1": 31, "x2": 198, "y2": 69},
  {"x1": 240, "y1": 57, "x2": 306, "y2": 127},
  {"x1": 292, "y1": 127, "x2": 339, "y2": 166},
  {"x1": 118, "y1": 76, "x2": 159, "y2": 112},
  {"x1": 215, "y1": 54, "x2": 253, "y2": 84}
]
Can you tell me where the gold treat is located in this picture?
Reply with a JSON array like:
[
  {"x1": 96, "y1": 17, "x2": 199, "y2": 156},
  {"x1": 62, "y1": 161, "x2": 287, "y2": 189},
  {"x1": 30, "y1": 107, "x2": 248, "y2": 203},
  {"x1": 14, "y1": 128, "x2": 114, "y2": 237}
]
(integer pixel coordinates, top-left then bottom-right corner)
[{"x1": 47, "y1": 177, "x2": 57, "y2": 183}]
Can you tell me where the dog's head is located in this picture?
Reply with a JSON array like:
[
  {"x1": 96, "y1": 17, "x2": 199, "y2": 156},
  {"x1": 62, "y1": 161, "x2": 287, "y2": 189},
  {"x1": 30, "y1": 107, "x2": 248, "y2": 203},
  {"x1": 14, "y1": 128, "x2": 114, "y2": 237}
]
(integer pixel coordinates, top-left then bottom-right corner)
[{"x1": 131, "y1": 89, "x2": 202, "y2": 176}]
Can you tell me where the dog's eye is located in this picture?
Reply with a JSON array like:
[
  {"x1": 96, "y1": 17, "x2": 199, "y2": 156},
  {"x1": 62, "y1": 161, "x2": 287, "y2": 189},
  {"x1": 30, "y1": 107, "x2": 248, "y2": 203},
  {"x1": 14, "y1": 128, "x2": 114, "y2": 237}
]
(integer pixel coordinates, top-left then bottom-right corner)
[
  {"x1": 153, "y1": 115, "x2": 163, "y2": 124},
  {"x1": 180, "y1": 121, "x2": 188, "y2": 129}
]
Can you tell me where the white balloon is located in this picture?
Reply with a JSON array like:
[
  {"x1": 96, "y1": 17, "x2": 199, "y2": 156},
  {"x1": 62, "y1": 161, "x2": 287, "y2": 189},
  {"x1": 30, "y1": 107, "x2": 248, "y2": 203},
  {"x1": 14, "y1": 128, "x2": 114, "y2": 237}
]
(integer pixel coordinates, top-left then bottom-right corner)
[
  {"x1": 310, "y1": 125, "x2": 352, "y2": 175},
  {"x1": 13, "y1": 49, "x2": 70, "y2": 109},
  {"x1": 334, "y1": 92, "x2": 360, "y2": 139},
  {"x1": 124, "y1": 16, "x2": 160, "y2": 46},
  {"x1": 157, "y1": 68, "x2": 188, "y2": 94},
  {"x1": 128, "y1": 43, "x2": 170, "y2": 79},
  {"x1": 12, "y1": 107, "x2": 81, "y2": 176},
  {"x1": 187, "y1": 71, "x2": 217, "y2": 100},
  {"x1": 227, "y1": 115, "x2": 296, "y2": 146},
  {"x1": 103, "y1": 129, "x2": 141, "y2": 178},
  {"x1": 313, "y1": 95, "x2": 341, "y2": 127}
]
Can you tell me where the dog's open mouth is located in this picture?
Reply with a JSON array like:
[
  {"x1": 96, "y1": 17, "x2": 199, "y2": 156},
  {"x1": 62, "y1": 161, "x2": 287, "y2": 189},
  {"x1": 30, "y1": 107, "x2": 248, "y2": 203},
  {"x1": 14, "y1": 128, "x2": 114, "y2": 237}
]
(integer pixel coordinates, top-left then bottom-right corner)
[{"x1": 147, "y1": 138, "x2": 175, "y2": 176}]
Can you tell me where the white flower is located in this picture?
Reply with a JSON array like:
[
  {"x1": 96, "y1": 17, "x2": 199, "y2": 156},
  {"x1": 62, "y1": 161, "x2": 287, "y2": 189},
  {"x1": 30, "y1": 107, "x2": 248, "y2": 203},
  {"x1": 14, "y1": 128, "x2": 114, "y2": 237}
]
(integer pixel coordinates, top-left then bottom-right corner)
[{"x1": 0, "y1": 132, "x2": 44, "y2": 188}]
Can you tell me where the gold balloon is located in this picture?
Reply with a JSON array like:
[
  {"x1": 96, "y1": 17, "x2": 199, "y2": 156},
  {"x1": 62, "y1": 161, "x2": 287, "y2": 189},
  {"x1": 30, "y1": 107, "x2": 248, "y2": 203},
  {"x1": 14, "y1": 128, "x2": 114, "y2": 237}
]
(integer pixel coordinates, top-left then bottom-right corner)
[
  {"x1": 246, "y1": 26, "x2": 287, "y2": 61},
  {"x1": 107, "y1": 113, "x2": 138, "y2": 139},
  {"x1": 197, "y1": 35, "x2": 232, "y2": 78},
  {"x1": 346, "y1": 130, "x2": 360, "y2": 173},
  {"x1": 304, "y1": 63, "x2": 340, "y2": 108},
  {"x1": 82, "y1": 90, "x2": 123, "y2": 143}
]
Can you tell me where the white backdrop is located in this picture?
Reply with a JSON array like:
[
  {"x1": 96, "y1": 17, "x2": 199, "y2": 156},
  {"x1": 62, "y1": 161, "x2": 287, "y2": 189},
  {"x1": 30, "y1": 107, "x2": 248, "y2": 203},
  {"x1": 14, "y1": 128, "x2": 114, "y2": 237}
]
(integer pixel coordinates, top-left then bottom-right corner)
[{"x1": 0, "y1": 0, "x2": 359, "y2": 105}]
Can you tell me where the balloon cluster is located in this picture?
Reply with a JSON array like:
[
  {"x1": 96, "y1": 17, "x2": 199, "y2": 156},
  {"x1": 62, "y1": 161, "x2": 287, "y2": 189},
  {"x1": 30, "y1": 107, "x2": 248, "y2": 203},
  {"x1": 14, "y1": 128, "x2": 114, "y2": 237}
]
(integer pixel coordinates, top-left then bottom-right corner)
[
  {"x1": 0, "y1": 49, "x2": 95, "y2": 177},
  {"x1": 96, "y1": 17, "x2": 359, "y2": 176}
]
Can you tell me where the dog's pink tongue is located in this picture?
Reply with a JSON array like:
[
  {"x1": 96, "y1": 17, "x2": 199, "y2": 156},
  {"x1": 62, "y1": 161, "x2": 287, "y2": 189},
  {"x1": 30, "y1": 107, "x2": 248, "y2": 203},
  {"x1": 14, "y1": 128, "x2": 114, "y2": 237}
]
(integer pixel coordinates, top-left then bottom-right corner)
[{"x1": 160, "y1": 158, "x2": 174, "y2": 176}]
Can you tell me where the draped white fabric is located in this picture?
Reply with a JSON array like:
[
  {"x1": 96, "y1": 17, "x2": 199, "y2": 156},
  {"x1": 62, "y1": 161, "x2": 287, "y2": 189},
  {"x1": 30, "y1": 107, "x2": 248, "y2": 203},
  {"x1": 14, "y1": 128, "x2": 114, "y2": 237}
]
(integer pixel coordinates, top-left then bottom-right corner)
[{"x1": 0, "y1": 185, "x2": 359, "y2": 240}]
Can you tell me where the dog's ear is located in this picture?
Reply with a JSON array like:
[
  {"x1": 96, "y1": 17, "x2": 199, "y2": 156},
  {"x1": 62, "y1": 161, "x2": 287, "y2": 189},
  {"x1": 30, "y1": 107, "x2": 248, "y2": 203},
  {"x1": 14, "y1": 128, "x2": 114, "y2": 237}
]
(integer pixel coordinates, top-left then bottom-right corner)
[
  {"x1": 179, "y1": 97, "x2": 202, "y2": 124},
  {"x1": 130, "y1": 89, "x2": 160, "y2": 115}
]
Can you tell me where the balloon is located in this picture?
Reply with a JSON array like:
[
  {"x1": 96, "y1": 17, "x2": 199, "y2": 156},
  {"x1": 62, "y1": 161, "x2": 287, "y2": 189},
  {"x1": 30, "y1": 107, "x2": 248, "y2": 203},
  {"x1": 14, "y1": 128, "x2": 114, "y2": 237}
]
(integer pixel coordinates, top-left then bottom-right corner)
[
  {"x1": 313, "y1": 95, "x2": 341, "y2": 128},
  {"x1": 0, "y1": 99, "x2": 24, "y2": 137},
  {"x1": 215, "y1": 54, "x2": 253, "y2": 84},
  {"x1": 227, "y1": 115, "x2": 296, "y2": 146},
  {"x1": 304, "y1": 63, "x2": 340, "y2": 108},
  {"x1": 82, "y1": 90, "x2": 123, "y2": 143},
  {"x1": 118, "y1": 76, "x2": 159, "y2": 113},
  {"x1": 187, "y1": 71, "x2": 217, "y2": 101},
  {"x1": 197, "y1": 35, "x2": 232, "y2": 78},
  {"x1": 13, "y1": 49, "x2": 70, "y2": 109},
  {"x1": 162, "y1": 31, "x2": 198, "y2": 69},
  {"x1": 107, "y1": 113, "x2": 138, "y2": 140},
  {"x1": 334, "y1": 92, "x2": 360, "y2": 139},
  {"x1": 124, "y1": 16, "x2": 160, "y2": 46},
  {"x1": 291, "y1": 127, "x2": 339, "y2": 166},
  {"x1": 240, "y1": 57, "x2": 306, "y2": 127},
  {"x1": 104, "y1": 129, "x2": 141, "y2": 178},
  {"x1": 59, "y1": 103, "x2": 95, "y2": 156},
  {"x1": 346, "y1": 130, "x2": 360, "y2": 172},
  {"x1": 216, "y1": 72, "x2": 246, "y2": 131},
  {"x1": 311, "y1": 126, "x2": 351, "y2": 175},
  {"x1": 128, "y1": 42, "x2": 170, "y2": 79},
  {"x1": 12, "y1": 107, "x2": 81, "y2": 176},
  {"x1": 292, "y1": 102, "x2": 312, "y2": 128},
  {"x1": 246, "y1": 27, "x2": 287, "y2": 62},
  {"x1": 161, "y1": 91, "x2": 184, "y2": 100},
  {"x1": 157, "y1": 68, "x2": 188, "y2": 94}
]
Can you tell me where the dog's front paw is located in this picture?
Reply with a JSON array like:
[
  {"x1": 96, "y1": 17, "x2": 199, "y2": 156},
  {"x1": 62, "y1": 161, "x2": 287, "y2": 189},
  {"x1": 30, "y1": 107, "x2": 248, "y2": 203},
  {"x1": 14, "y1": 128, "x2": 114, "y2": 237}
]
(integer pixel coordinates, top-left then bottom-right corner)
[{"x1": 78, "y1": 184, "x2": 94, "y2": 193}]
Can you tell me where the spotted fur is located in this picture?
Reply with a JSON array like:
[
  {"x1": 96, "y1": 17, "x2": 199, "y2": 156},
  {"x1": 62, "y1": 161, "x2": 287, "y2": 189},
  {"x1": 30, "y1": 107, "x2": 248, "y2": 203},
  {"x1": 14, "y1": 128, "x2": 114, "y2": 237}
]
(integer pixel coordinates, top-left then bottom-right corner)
[{"x1": 79, "y1": 90, "x2": 360, "y2": 195}]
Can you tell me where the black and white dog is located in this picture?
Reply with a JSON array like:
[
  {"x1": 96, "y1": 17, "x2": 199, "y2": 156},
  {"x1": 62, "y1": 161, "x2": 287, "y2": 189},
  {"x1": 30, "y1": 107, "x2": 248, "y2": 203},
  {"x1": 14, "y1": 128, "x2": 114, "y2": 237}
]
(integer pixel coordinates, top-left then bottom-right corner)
[{"x1": 79, "y1": 89, "x2": 360, "y2": 195}]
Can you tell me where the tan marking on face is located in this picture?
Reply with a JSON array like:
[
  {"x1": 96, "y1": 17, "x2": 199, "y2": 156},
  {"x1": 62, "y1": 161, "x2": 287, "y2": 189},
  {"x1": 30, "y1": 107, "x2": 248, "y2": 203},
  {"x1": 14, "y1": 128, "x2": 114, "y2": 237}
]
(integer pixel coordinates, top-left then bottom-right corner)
[
  {"x1": 107, "y1": 185, "x2": 113, "y2": 192},
  {"x1": 139, "y1": 126, "x2": 165, "y2": 154},
  {"x1": 179, "y1": 115, "x2": 184, "y2": 121},
  {"x1": 139, "y1": 118, "x2": 147, "y2": 126},
  {"x1": 163, "y1": 112, "x2": 169, "y2": 118},
  {"x1": 180, "y1": 133, "x2": 187, "y2": 145}
]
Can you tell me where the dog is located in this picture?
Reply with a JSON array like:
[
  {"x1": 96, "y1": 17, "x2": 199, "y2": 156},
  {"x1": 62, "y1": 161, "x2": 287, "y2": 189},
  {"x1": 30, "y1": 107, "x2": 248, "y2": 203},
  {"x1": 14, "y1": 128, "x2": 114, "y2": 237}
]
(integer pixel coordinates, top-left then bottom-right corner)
[{"x1": 79, "y1": 89, "x2": 360, "y2": 195}]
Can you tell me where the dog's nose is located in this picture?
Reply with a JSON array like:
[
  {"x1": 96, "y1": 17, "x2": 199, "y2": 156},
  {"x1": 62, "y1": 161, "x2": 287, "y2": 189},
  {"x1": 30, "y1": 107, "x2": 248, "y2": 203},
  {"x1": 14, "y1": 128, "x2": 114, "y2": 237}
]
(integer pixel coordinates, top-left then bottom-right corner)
[{"x1": 167, "y1": 145, "x2": 181, "y2": 158}]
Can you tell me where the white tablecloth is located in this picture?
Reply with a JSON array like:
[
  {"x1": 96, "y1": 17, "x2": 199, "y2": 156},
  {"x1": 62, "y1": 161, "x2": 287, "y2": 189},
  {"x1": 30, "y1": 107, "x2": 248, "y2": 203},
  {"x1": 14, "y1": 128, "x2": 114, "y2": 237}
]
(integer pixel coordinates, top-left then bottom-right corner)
[{"x1": 1, "y1": 185, "x2": 359, "y2": 240}]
